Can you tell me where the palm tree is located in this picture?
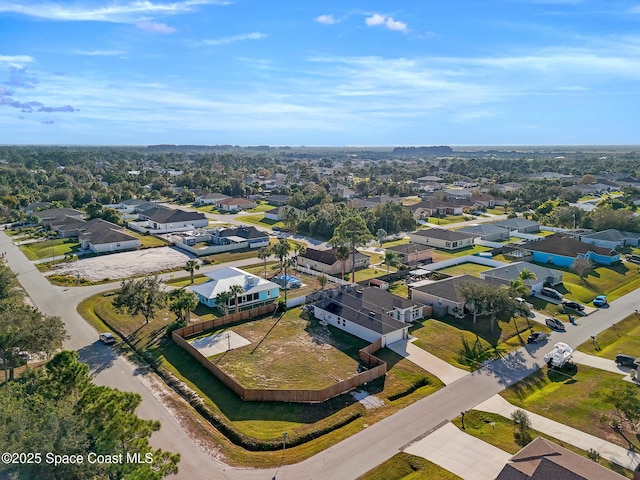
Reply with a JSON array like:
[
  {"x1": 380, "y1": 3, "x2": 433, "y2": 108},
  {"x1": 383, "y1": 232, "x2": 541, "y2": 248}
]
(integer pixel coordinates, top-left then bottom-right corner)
[
  {"x1": 376, "y1": 228, "x2": 387, "y2": 247},
  {"x1": 228, "y1": 284, "x2": 245, "y2": 313},
  {"x1": 271, "y1": 239, "x2": 292, "y2": 306},
  {"x1": 334, "y1": 244, "x2": 350, "y2": 281},
  {"x1": 384, "y1": 251, "x2": 399, "y2": 274},
  {"x1": 518, "y1": 268, "x2": 536, "y2": 282},
  {"x1": 257, "y1": 246, "x2": 271, "y2": 278},
  {"x1": 169, "y1": 289, "x2": 198, "y2": 323},
  {"x1": 184, "y1": 259, "x2": 200, "y2": 284},
  {"x1": 215, "y1": 291, "x2": 231, "y2": 315}
]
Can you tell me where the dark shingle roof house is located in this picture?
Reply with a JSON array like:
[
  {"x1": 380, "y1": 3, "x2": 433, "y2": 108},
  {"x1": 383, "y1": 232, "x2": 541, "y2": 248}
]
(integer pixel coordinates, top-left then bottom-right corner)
[
  {"x1": 218, "y1": 226, "x2": 268, "y2": 240},
  {"x1": 139, "y1": 206, "x2": 205, "y2": 223},
  {"x1": 495, "y1": 437, "x2": 626, "y2": 480},
  {"x1": 411, "y1": 274, "x2": 488, "y2": 304},
  {"x1": 300, "y1": 248, "x2": 369, "y2": 266},
  {"x1": 411, "y1": 228, "x2": 477, "y2": 242},
  {"x1": 526, "y1": 236, "x2": 615, "y2": 257},
  {"x1": 79, "y1": 218, "x2": 138, "y2": 246}
]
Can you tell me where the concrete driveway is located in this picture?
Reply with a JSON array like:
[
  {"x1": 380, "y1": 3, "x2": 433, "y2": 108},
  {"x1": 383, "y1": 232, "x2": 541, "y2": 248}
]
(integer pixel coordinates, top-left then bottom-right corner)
[
  {"x1": 388, "y1": 338, "x2": 468, "y2": 385},
  {"x1": 404, "y1": 422, "x2": 511, "y2": 480}
]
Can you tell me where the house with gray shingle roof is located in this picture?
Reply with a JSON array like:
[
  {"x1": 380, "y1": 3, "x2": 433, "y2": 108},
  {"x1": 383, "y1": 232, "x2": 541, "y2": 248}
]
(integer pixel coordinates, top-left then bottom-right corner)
[
  {"x1": 79, "y1": 219, "x2": 141, "y2": 254},
  {"x1": 409, "y1": 228, "x2": 478, "y2": 250},
  {"x1": 579, "y1": 229, "x2": 640, "y2": 250},
  {"x1": 525, "y1": 236, "x2": 620, "y2": 267},
  {"x1": 458, "y1": 224, "x2": 510, "y2": 242},
  {"x1": 410, "y1": 274, "x2": 492, "y2": 317}
]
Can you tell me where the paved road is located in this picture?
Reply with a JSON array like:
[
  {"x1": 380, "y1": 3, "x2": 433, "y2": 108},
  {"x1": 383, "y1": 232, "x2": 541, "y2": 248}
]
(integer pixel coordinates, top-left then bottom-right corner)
[{"x1": 3, "y1": 227, "x2": 639, "y2": 480}]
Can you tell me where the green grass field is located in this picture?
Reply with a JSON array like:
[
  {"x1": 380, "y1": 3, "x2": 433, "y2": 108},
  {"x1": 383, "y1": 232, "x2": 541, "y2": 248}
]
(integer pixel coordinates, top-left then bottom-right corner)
[
  {"x1": 358, "y1": 452, "x2": 461, "y2": 480},
  {"x1": 501, "y1": 365, "x2": 636, "y2": 451},
  {"x1": 577, "y1": 313, "x2": 640, "y2": 359},
  {"x1": 437, "y1": 262, "x2": 492, "y2": 278},
  {"x1": 19, "y1": 238, "x2": 80, "y2": 260}
]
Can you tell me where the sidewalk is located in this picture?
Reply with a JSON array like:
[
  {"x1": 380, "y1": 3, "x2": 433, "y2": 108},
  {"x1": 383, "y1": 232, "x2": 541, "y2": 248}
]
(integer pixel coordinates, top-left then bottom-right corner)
[
  {"x1": 388, "y1": 338, "x2": 468, "y2": 385},
  {"x1": 404, "y1": 422, "x2": 511, "y2": 480},
  {"x1": 475, "y1": 394, "x2": 640, "y2": 471},
  {"x1": 571, "y1": 350, "x2": 638, "y2": 383}
]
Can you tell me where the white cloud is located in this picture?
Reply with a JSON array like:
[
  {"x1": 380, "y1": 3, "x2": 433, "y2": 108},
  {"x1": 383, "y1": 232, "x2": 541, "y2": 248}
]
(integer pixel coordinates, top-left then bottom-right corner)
[
  {"x1": 73, "y1": 50, "x2": 127, "y2": 56},
  {"x1": 200, "y1": 32, "x2": 267, "y2": 46},
  {"x1": 0, "y1": 0, "x2": 228, "y2": 23},
  {"x1": 136, "y1": 20, "x2": 176, "y2": 33},
  {"x1": 365, "y1": 13, "x2": 407, "y2": 32},
  {"x1": 0, "y1": 54, "x2": 34, "y2": 68},
  {"x1": 315, "y1": 14, "x2": 338, "y2": 25}
]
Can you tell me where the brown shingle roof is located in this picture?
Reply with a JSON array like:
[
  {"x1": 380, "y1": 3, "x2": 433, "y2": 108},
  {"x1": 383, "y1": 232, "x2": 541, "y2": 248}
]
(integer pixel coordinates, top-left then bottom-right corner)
[{"x1": 525, "y1": 236, "x2": 616, "y2": 257}]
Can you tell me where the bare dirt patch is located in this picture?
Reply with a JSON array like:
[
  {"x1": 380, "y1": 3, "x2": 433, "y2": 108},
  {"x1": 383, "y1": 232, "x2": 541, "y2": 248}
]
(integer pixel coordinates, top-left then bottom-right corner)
[{"x1": 47, "y1": 246, "x2": 192, "y2": 281}]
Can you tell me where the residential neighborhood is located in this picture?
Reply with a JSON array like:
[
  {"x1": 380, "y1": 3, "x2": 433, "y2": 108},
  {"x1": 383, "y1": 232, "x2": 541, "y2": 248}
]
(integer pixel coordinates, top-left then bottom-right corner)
[{"x1": 2, "y1": 144, "x2": 640, "y2": 480}]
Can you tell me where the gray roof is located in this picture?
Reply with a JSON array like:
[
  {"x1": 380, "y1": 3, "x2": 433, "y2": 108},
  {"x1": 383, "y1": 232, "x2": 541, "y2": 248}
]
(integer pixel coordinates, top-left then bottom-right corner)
[
  {"x1": 219, "y1": 226, "x2": 268, "y2": 240},
  {"x1": 314, "y1": 289, "x2": 408, "y2": 335},
  {"x1": 359, "y1": 287, "x2": 424, "y2": 311},
  {"x1": 491, "y1": 218, "x2": 540, "y2": 230},
  {"x1": 411, "y1": 274, "x2": 490, "y2": 303},
  {"x1": 581, "y1": 229, "x2": 640, "y2": 242},
  {"x1": 34, "y1": 208, "x2": 84, "y2": 221},
  {"x1": 458, "y1": 224, "x2": 508, "y2": 236},
  {"x1": 411, "y1": 228, "x2": 478, "y2": 242},
  {"x1": 79, "y1": 219, "x2": 138, "y2": 245},
  {"x1": 481, "y1": 262, "x2": 561, "y2": 285},
  {"x1": 301, "y1": 248, "x2": 369, "y2": 266},
  {"x1": 525, "y1": 236, "x2": 616, "y2": 257},
  {"x1": 386, "y1": 243, "x2": 433, "y2": 255},
  {"x1": 140, "y1": 206, "x2": 206, "y2": 223}
]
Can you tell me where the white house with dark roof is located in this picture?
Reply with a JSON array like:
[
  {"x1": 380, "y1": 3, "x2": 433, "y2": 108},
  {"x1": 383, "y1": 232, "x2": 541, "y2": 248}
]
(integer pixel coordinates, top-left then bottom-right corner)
[
  {"x1": 215, "y1": 197, "x2": 256, "y2": 212},
  {"x1": 491, "y1": 218, "x2": 540, "y2": 234},
  {"x1": 264, "y1": 205, "x2": 303, "y2": 222},
  {"x1": 190, "y1": 267, "x2": 279, "y2": 311},
  {"x1": 79, "y1": 219, "x2": 141, "y2": 254},
  {"x1": 312, "y1": 287, "x2": 411, "y2": 346},
  {"x1": 173, "y1": 226, "x2": 269, "y2": 256},
  {"x1": 409, "y1": 228, "x2": 478, "y2": 250},
  {"x1": 410, "y1": 274, "x2": 493, "y2": 317},
  {"x1": 458, "y1": 224, "x2": 510, "y2": 242},
  {"x1": 129, "y1": 206, "x2": 208, "y2": 233},
  {"x1": 194, "y1": 192, "x2": 230, "y2": 206},
  {"x1": 579, "y1": 229, "x2": 640, "y2": 250},
  {"x1": 298, "y1": 248, "x2": 370, "y2": 276},
  {"x1": 479, "y1": 261, "x2": 563, "y2": 295}
]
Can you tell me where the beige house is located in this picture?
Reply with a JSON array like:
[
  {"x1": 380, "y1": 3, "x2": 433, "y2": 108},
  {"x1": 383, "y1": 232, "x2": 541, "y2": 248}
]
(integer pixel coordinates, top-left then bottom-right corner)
[
  {"x1": 298, "y1": 248, "x2": 370, "y2": 276},
  {"x1": 409, "y1": 228, "x2": 477, "y2": 250}
]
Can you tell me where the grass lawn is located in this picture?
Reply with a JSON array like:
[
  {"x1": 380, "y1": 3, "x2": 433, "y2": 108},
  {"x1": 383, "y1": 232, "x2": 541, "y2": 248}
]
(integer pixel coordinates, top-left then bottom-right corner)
[
  {"x1": 389, "y1": 281, "x2": 409, "y2": 298},
  {"x1": 425, "y1": 215, "x2": 467, "y2": 226},
  {"x1": 127, "y1": 230, "x2": 169, "y2": 248},
  {"x1": 450, "y1": 411, "x2": 633, "y2": 479},
  {"x1": 358, "y1": 452, "x2": 461, "y2": 480},
  {"x1": 430, "y1": 245, "x2": 493, "y2": 262},
  {"x1": 410, "y1": 314, "x2": 542, "y2": 371},
  {"x1": 381, "y1": 238, "x2": 410, "y2": 248},
  {"x1": 19, "y1": 238, "x2": 80, "y2": 260},
  {"x1": 438, "y1": 262, "x2": 492, "y2": 278},
  {"x1": 501, "y1": 365, "x2": 638, "y2": 451},
  {"x1": 244, "y1": 202, "x2": 276, "y2": 213},
  {"x1": 78, "y1": 293, "x2": 444, "y2": 468},
  {"x1": 577, "y1": 313, "x2": 640, "y2": 359},
  {"x1": 549, "y1": 262, "x2": 640, "y2": 304},
  {"x1": 486, "y1": 207, "x2": 505, "y2": 215}
]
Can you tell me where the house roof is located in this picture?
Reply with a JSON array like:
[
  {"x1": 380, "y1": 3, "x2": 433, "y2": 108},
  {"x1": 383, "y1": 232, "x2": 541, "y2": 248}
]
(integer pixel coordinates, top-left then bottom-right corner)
[
  {"x1": 581, "y1": 229, "x2": 640, "y2": 242},
  {"x1": 360, "y1": 287, "x2": 424, "y2": 311},
  {"x1": 386, "y1": 243, "x2": 434, "y2": 255},
  {"x1": 190, "y1": 267, "x2": 279, "y2": 300},
  {"x1": 216, "y1": 197, "x2": 255, "y2": 206},
  {"x1": 219, "y1": 226, "x2": 268, "y2": 240},
  {"x1": 79, "y1": 219, "x2": 138, "y2": 245},
  {"x1": 411, "y1": 274, "x2": 490, "y2": 304},
  {"x1": 491, "y1": 218, "x2": 540, "y2": 230},
  {"x1": 267, "y1": 194, "x2": 289, "y2": 203},
  {"x1": 481, "y1": 262, "x2": 562, "y2": 285},
  {"x1": 300, "y1": 248, "x2": 369, "y2": 266},
  {"x1": 314, "y1": 288, "x2": 408, "y2": 335},
  {"x1": 411, "y1": 228, "x2": 478, "y2": 242},
  {"x1": 265, "y1": 206, "x2": 302, "y2": 216},
  {"x1": 458, "y1": 224, "x2": 508, "y2": 236},
  {"x1": 525, "y1": 236, "x2": 617, "y2": 258},
  {"x1": 197, "y1": 192, "x2": 229, "y2": 200},
  {"x1": 140, "y1": 206, "x2": 206, "y2": 224},
  {"x1": 495, "y1": 437, "x2": 626, "y2": 480},
  {"x1": 34, "y1": 208, "x2": 84, "y2": 221}
]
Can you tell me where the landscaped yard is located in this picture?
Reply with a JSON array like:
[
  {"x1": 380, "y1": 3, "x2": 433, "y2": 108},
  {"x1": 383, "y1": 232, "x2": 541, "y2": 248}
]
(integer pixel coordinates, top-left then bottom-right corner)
[
  {"x1": 410, "y1": 314, "x2": 543, "y2": 371},
  {"x1": 127, "y1": 230, "x2": 169, "y2": 248},
  {"x1": 430, "y1": 245, "x2": 492, "y2": 262},
  {"x1": 450, "y1": 411, "x2": 633, "y2": 479},
  {"x1": 78, "y1": 292, "x2": 445, "y2": 468},
  {"x1": 577, "y1": 313, "x2": 640, "y2": 359},
  {"x1": 501, "y1": 365, "x2": 637, "y2": 451},
  {"x1": 236, "y1": 213, "x2": 285, "y2": 229},
  {"x1": 19, "y1": 238, "x2": 80, "y2": 260},
  {"x1": 358, "y1": 452, "x2": 461, "y2": 480},
  {"x1": 424, "y1": 215, "x2": 467, "y2": 226},
  {"x1": 437, "y1": 262, "x2": 492, "y2": 278}
]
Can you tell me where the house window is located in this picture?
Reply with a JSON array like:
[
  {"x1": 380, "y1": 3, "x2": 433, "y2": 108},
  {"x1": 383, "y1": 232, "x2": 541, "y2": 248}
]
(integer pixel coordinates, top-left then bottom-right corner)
[
  {"x1": 342, "y1": 319, "x2": 346, "y2": 326},
  {"x1": 116, "y1": 243, "x2": 121, "y2": 247}
]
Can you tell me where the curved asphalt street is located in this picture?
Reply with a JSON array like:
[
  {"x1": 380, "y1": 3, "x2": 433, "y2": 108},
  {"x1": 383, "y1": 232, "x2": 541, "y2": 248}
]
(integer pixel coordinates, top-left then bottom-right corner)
[{"x1": 2, "y1": 228, "x2": 639, "y2": 480}]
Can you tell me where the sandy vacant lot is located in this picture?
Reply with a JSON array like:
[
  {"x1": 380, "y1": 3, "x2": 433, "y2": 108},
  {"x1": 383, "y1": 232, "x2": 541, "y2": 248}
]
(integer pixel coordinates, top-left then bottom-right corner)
[{"x1": 47, "y1": 246, "x2": 192, "y2": 282}]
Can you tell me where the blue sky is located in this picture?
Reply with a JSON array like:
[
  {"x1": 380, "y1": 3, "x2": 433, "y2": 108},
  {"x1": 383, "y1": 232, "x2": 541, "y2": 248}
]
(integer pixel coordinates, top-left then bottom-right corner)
[{"x1": 0, "y1": 0, "x2": 639, "y2": 146}]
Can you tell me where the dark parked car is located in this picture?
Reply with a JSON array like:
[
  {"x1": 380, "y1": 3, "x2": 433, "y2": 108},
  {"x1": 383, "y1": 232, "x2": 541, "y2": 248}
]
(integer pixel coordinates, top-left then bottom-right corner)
[
  {"x1": 527, "y1": 332, "x2": 549, "y2": 344},
  {"x1": 545, "y1": 317, "x2": 566, "y2": 331},
  {"x1": 562, "y1": 300, "x2": 585, "y2": 311},
  {"x1": 541, "y1": 287, "x2": 563, "y2": 300},
  {"x1": 615, "y1": 354, "x2": 638, "y2": 369}
]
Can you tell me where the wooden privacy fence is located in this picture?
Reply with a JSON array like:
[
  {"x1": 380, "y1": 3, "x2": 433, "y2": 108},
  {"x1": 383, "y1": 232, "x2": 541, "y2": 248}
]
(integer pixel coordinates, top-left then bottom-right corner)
[{"x1": 172, "y1": 306, "x2": 387, "y2": 403}]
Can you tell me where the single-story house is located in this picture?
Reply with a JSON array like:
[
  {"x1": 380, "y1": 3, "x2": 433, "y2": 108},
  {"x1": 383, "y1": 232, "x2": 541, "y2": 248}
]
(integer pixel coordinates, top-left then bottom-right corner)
[
  {"x1": 491, "y1": 218, "x2": 540, "y2": 234},
  {"x1": 311, "y1": 287, "x2": 410, "y2": 346},
  {"x1": 409, "y1": 229, "x2": 478, "y2": 250},
  {"x1": 49, "y1": 216, "x2": 88, "y2": 238},
  {"x1": 194, "y1": 192, "x2": 230, "y2": 206},
  {"x1": 266, "y1": 194, "x2": 290, "y2": 207},
  {"x1": 409, "y1": 198, "x2": 465, "y2": 219},
  {"x1": 105, "y1": 198, "x2": 157, "y2": 213},
  {"x1": 190, "y1": 267, "x2": 280, "y2": 311},
  {"x1": 329, "y1": 182, "x2": 357, "y2": 199},
  {"x1": 479, "y1": 261, "x2": 563, "y2": 295},
  {"x1": 349, "y1": 195, "x2": 396, "y2": 210},
  {"x1": 579, "y1": 229, "x2": 640, "y2": 250},
  {"x1": 524, "y1": 236, "x2": 621, "y2": 267},
  {"x1": 263, "y1": 206, "x2": 303, "y2": 222},
  {"x1": 458, "y1": 224, "x2": 510, "y2": 242},
  {"x1": 410, "y1": 274, "x2": 491, "y2": 317},
  {"x1": 23, "y1": 201, "x2": 52, "y2": 214},
  {"x1": 133, "y1": 206, "x2": 208, "y2": 233},
  {"x1": 34, "y1": 208, "x2": 85, "y2": 227},
  {"x1": 298, "y1": 248, "x2": 370, "y2": 276},
  {"x1": 215, "y1": 197, "x2": 257, "y2": 212},
  {"x1": 218, "y1": 226, "x2": 270, "y2": 248},
  {"x1": 495, "y1": 437, "x2": 627, "y2": 480},
  {"x1": 469, "y1": 193, "x2": 496, "y2": 208},
  {"x1": 385, "y1": 243, "x2": 434, "y2": 266},
  {"x1": 79, "y1": 219, "x2": 141, "y2": 254}
]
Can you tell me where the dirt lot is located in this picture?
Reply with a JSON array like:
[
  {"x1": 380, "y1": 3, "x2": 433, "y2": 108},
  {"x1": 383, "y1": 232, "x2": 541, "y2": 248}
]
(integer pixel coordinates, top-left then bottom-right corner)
[{"x1": 47, "y1": 246, "x2": 192, "y2": 281}]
